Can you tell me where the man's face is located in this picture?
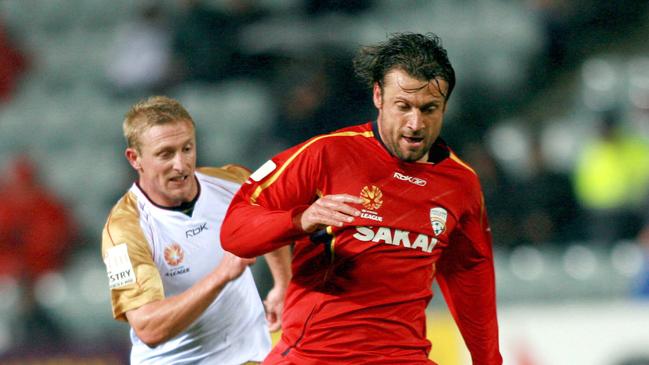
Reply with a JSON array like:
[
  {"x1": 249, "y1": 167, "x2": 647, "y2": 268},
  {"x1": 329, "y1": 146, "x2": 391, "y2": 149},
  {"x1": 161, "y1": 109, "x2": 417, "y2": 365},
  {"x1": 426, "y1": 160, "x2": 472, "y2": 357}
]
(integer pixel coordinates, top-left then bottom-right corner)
[
  {"x1": 374, "y1": 69, "x2": 449, "y2": 163},
  {"x1": 126, "y1": 119, "x2": 197, "y2": 207}
]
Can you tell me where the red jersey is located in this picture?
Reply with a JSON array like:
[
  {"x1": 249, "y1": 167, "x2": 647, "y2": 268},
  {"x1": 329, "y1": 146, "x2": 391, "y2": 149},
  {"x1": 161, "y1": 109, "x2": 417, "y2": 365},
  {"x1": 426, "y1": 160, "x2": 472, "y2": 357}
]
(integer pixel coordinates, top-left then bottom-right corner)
[{"x1": 221, "y1": 122, "x2": 502, "y2": 365}]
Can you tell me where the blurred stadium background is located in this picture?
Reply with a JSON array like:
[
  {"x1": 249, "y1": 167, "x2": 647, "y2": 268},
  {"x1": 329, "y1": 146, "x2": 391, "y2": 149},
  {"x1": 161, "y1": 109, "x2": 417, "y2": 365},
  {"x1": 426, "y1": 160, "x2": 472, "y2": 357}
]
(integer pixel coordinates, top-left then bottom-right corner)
[{"x1": 2, "y1": 0, "x2": 649, "y2": 364}]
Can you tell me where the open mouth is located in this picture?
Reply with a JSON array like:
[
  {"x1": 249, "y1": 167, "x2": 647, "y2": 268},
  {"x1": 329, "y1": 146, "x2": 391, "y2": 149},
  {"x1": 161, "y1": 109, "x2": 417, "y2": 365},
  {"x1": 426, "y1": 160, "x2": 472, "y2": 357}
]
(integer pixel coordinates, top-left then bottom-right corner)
[
  {"x1": 402, "y1": 136, "x2": 424, "y2": 145},
  {"x1": 169, "y1": 175, "x2": 188, "y2": 184}
]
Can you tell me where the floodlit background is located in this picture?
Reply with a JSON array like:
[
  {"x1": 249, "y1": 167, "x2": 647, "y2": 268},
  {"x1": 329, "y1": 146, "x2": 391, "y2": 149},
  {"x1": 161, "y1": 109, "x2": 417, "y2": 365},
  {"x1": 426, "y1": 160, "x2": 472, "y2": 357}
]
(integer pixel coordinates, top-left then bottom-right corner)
[{"x1": 1, "y1": 0, "x2": 649, "y2": 364}]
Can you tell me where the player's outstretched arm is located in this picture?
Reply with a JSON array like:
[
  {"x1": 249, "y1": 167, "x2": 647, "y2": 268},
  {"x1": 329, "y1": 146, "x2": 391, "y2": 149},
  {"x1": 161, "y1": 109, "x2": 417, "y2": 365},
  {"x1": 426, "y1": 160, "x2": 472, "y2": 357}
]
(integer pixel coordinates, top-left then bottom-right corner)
[{"x1": 125, "y1": 252, "x2": 255, "y2": 347}]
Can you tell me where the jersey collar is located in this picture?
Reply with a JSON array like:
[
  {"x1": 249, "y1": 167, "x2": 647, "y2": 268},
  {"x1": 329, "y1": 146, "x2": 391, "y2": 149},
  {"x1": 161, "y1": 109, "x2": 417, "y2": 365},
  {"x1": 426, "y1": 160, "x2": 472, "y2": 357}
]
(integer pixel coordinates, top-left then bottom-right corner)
[{"x1": 134, "y1": 175, "x2": 201, "y2": 216}]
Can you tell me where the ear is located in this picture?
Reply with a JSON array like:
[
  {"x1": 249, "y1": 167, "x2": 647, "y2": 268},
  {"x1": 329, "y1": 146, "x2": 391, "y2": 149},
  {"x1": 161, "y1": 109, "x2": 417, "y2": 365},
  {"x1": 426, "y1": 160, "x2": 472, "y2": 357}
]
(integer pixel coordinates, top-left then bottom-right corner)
[
  {"x1": 372, "y1": 82, "x2": 382, "y2": 109},
  {"x1": 125, "y1": 148, "x2": 141, "y2": 171}
]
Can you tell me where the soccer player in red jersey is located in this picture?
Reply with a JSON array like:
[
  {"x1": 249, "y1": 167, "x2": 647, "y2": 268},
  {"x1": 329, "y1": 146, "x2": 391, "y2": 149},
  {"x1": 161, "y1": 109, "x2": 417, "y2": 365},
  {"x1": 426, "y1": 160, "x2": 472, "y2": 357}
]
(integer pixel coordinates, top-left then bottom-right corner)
[{"x1": 221, "y1": 33, "x2": 502, "y2": 365}]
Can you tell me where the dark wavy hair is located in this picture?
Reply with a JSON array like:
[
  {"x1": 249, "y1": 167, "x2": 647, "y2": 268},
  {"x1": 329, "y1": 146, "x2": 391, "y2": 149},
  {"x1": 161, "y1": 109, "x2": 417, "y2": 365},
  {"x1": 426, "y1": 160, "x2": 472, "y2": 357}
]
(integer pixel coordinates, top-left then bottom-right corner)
[{"x1": 353, "y1": 32, "x2": 456, "y2": 100}]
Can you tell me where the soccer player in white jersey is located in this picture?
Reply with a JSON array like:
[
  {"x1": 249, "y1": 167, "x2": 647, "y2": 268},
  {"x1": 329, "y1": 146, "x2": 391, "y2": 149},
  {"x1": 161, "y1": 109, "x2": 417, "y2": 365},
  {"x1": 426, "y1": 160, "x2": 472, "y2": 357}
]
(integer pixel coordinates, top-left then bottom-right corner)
[{"x1": 101, "y1": 96, "x2": 291, "y2": 365}]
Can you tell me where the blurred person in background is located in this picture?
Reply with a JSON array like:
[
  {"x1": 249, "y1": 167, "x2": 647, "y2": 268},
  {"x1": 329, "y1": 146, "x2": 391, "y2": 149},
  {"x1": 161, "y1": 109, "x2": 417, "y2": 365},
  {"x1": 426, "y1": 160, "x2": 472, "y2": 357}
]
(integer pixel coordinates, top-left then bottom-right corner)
[
  {"x1": 634, "y1": 222, "x2": 649, "y2": 298},
  {"x1": 101, "y1": 96, "x2": 291, "y2": 364},
  {"x1": 515, "y1": 132, "x2": 580, "y2": 245},
  {"x1": 573, "y1": 109, "x2": 649, "y2": 244},
  {"x1": 106, "y1": 3, "x2": 174, "y2": 97},
  {"x1": 303, "y1": 0, "x2": 373, "y2": 17},
  {"x1": 221, "y1": 33, "x2": 502, "y2": 364},
  {"x1": 0, "y1": 19, "x2": 27, "y2": 103},
  {"x1": 269, "y1": 47, "x2": 373, "y2": 149},
  {"x1": 462, "y1": 142, "x2": 519, "y2": 248},
  {"x1": 172, "y1": 0, "x2": 268, "y2": 83},
  {"x1": 632, "y1": 180, "x2": 649, "y2": 298},
  {"x1": 0, "y1": 155, "x2": 77, "y2": 350}
]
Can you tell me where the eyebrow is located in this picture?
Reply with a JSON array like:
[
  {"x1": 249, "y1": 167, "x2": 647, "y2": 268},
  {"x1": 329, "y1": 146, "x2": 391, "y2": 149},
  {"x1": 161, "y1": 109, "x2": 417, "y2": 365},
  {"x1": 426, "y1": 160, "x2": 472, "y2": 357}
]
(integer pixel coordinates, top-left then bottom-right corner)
[
  {"x1": 152, "y1": 138, "x2": 194, "y2": 153},
  {"x1": 420, "y1": 101, "x2": 441, "y2": 109},
  {"x1": 394, "y1": 97, "x2": 442, "y2": 109}
]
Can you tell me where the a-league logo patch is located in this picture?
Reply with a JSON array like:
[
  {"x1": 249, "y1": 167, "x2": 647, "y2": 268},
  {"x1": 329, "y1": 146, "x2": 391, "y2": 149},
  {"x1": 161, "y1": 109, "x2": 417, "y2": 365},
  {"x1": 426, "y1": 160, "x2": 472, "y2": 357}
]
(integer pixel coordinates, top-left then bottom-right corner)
[
  {"x1": 429, "y1": 207, "x2": 447, "y2": 236},
  {"x1": 164, "y1": 243, "x2": 185, "y2": 266},
  {"x1": 360, "y1": 185, "x2": 383, "y2": 210}
]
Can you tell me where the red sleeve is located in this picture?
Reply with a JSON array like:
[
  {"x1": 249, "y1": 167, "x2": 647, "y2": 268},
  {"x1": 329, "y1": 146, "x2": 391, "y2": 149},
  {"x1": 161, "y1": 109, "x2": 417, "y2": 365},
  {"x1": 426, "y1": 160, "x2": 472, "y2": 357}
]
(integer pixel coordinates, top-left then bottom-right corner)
[
  {"x1": 436, "y1": 192, "x2": 502, "y2": 365},
  {"x1": 221, "y1": 139, "x2": 323, "y2": 258}
]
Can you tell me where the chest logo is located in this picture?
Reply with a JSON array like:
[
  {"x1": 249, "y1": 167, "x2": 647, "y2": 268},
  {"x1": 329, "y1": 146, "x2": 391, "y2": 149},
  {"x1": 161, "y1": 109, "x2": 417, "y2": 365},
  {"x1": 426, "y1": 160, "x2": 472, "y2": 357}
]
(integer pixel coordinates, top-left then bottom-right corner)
[
  {"x1": 164, "y1": 243, "x2": 185, "y2": 266},
  {"x1": 353, "y1": 226, "x2": 438, "y2": 253},
  {"x1": 186, "y1": 222, "x2": 208, "y2": 238},
  {"x1": 393, "y1": 172, "x2": 427, "y2": 186},
  {"x1": 430, "y1": 207, "x2": 448, "y2": 236},
  {"x1": 360, "y1": 185, "x2": 383, "y2": 210}
]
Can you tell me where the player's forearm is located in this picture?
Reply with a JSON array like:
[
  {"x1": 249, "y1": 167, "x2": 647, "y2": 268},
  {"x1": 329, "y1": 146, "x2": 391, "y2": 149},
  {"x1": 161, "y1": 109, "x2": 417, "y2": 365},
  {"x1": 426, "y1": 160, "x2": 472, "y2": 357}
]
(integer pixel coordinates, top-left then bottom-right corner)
[
  {"x1": 221, "y1": 201, "x2": 306, "y2": 257},
  {"x1": 126, "y1": 269, "x2": 230, "y2": 347},
  {"x1": 438, "y1": 260, "x2": 502, "y2": 364},
  {"x1": 265, "y1": 245, "x2": 292, "y2": 289}
]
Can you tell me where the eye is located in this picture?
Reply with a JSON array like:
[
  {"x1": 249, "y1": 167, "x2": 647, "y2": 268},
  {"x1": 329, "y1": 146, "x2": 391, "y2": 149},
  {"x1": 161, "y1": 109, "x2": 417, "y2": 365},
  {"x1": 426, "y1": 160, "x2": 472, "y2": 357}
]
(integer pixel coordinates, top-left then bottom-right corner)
[
  {"x1": 396, "y1": 102, "x2": 409, "y2": 111},
  {"x1": 156, "y1": 151, "x2": 171, "y2": 160},
  {"x1": 183, "y1": 144, "x2": 194, "y2": 153}
]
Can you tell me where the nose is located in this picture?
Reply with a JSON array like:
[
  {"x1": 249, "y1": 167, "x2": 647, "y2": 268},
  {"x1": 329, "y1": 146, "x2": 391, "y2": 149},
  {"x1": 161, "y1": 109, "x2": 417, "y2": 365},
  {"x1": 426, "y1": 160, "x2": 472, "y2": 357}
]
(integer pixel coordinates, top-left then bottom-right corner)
[
  {"x1": 171, "y1": 152, "x2": 185, "y2": 171},
  {"x1": 406, "y1": 110, "x2": 424, "y2": 131}
]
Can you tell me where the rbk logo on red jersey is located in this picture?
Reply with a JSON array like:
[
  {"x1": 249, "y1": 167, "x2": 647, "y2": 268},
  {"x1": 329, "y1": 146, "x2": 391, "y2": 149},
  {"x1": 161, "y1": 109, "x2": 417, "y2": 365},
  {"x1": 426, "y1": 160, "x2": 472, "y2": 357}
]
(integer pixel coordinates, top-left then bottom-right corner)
[{"x1": 393, "y1": 172, "x2": 427, "y2": 186}]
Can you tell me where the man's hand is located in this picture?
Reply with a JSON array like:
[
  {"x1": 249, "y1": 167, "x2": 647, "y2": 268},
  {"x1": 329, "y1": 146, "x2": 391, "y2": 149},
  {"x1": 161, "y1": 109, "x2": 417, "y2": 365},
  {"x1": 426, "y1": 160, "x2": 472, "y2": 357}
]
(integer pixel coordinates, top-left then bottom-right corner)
[
  {"x1": 218, "y1": 252, "x2": 256, "y2": 282},
  {"x1": 264, "y1": 285, "x2": 286, "y2": 332},
  {"x1": 299, "y1": 194, "x2": 363, "y2": 233}
]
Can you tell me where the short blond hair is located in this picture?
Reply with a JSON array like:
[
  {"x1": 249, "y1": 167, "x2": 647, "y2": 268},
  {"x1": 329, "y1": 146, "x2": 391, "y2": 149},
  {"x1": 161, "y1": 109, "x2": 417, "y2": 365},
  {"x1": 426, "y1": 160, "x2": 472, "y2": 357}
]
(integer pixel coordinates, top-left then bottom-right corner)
[{"x1": 123, "y1": 96, "x2": 195, "y2": 151}]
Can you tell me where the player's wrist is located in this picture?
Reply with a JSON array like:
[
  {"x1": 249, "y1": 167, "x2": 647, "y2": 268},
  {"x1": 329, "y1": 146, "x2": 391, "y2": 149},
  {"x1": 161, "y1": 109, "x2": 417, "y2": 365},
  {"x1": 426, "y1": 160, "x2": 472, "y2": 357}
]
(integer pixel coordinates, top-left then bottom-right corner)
[{"x1": 289, "y1": 205, "x2": 311, "y2": 233}]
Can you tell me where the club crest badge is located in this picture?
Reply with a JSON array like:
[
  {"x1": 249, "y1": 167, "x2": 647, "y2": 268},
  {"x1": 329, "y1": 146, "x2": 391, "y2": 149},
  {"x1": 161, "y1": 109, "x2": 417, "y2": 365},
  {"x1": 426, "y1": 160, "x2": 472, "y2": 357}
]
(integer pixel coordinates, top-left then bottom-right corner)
[
  {"x1": 164, "y1": 243, "x2": 184, "y2": 266},
  {"x1": 429, "y1": 207, "x2": 447, "y2": 236}
]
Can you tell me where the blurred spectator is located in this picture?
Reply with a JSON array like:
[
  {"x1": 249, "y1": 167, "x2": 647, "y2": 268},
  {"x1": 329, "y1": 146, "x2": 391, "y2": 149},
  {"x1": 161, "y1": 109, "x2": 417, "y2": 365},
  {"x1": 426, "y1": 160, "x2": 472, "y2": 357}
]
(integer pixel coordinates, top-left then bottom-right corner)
[
  {"x1": 527, "y1": 0, "x2": 575, "y2": 77},
  {"x1": 634, "y1": 225, "x2": 649, "y2": 298},
  {"x1": 463, "y1": 142, "x2": 519, "y2": 248},
  {"x1": 304, "y1": 0, "x2": 373, "y2": 17},
  {"x1": 515, "y1": 134, "x2": 580, "y2": 245},
  {"x1": 633, "y1": 187, "x2": 649, "y2": 299},
  {"x1": 106, "y1": 3, "x2": 173, "y2": 96},
  {"x1": 573, "y1": 110, "x2": 649, "y2": 243},
  {"x1": 0, "y1": 20, "x2": 27, "y2": 103},
  {"x1": 172, "y1": 0, "x2": 268, "y2": 83},
  {"x1": 526, "y1": 0, "x2": 649, "y2": 92},
  {"x1": 270, "y1": 55, "x2": 331, "y2": 147},
  {"x1": 269, "y1": 48, "x2": 372, "y2": 148},
  {"x1": 0, "y1": 155, "x2": 78, "y2": 349}
]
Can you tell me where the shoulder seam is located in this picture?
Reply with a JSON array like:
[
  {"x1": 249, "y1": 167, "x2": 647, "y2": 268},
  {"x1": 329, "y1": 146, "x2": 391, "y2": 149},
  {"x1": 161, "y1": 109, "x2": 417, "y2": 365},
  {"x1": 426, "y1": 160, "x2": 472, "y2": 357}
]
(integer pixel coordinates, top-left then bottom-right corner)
[
  {"x1": 250, "y1": 130, "x2": 373, "y2": 203},
  {"x1": 449, "y1": 152, "x2": 477, "y2": 175},
  {"x1": 198, "y1": 165, "x2": 250, "y2": 184},
  {"x1": 104, "y1": 192, "x2": 139, "y2": 249}
]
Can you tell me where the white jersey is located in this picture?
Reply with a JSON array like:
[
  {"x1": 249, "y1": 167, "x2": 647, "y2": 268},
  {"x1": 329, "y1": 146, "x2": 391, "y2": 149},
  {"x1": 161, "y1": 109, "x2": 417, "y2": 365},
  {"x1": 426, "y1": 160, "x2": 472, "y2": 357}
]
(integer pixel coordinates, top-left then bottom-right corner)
[{"x1": 101, "y1": 166, "x2": 271, "y2": 365}]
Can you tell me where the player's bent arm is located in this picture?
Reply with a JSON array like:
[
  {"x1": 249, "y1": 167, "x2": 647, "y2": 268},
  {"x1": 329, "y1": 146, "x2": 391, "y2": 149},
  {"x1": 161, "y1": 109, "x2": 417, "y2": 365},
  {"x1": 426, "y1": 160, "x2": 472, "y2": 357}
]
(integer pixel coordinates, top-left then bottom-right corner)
[
  {"x1": 296, "y1": 194, "x2": 362, "y2": 233},
  {"x1": 125, "y1": 253, "x2": 255, "y2": 348},
  {"x1": 222, "y1": 193, "x2": 362, "y2": 257},
  {"x1": 221, "y1": 197, "x2": 307, "y2": 258},
  {"x1": 263, "y1": 245, "x2": 292, "y2": 332}
]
